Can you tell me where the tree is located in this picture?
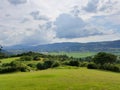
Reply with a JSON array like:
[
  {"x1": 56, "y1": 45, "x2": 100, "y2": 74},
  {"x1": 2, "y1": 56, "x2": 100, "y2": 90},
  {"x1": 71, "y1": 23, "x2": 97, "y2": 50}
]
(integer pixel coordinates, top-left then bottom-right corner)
[
  {"x1": 33, "y1": 56, "x2": 40, "y2": 61},
  {"x1": 69, "y1": 60, "x2": 80, "y2": 67},
  {"x1": 20, "y1": 56, "x2": 33, "y2": 61},
  {"x1": 93, "y1": 52, "x2": 117, "y2": 65},
  {"x1": 87, "y1": 63, "x2": 98, "y2": 69},
  {"x1": 37, "y1": 63, "x2": 45, "y2": 70},
  {"x1": 43, "y1": 60, "x2": 55, "y2": 69}
]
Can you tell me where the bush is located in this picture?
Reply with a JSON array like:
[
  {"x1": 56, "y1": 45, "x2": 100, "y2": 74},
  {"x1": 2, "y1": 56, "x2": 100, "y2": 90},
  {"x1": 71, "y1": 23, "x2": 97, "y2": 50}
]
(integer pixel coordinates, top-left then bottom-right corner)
[
  {"x1": 33, "y1": 56, "x2": 40, "y2": 61},
  {"x1": 112, "y1": 65, "x2": 120, "y2": 72},
  {"x1": 20, "y1": 65, "x2": 31, "y2": 72},
  {"x1": 62, "y1": 61, "x2": 70, "y2": 65},
  {"x1": 37, "y1": 60, "x2": 60, "y2": 70},
  {"x1": 87, "y1": 63, "x2": 98, "y2": 69},
  {"x1": 37, "y1": 63, "x2": 45, "y2": 70},
  {"x1": 80, "y1": 62, "x2": 88, "y2": 67},
  {"x1": 0, "y1": 66, "x2": 16, "y2": 74},
  {"x1": 93, "y1": 52, "x2": 117, "y2": 65},
  {"x1": 102, "y1": 64, "x2": 120, "y2": 72},
  {"x1": 2, "y1": 63, "x2": 10, "y2": 66},
  {"x1": 52, "y1": 61, "x2": 60, "y2": 68},
  {"x1": 43, "y1": 60, "x2": 55, "y2": 69},
  {"x1": 69, "y1": 60, "x2": 80, "y2": 67},
  {"x1": 10, "y1": 61, "x2": 31, "y2": 72},
  {"x1": 20, "y1": 56, "x2": 33, "y2": 61},
  {"x1": 28, "y1": 63, "x2": 37, "y2": 68}
]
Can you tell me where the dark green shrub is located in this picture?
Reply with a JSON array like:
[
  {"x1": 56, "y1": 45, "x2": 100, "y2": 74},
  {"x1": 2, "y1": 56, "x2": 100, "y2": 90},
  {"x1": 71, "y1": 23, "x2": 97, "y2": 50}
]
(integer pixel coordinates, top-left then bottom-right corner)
[
  {"x1": 69, "y1": 60, "x2": 80, "y2": 67},
  {"x1": 20, "y1": 65, "x2": 31, "y2": 72},
  {"x1": 93, "y1": 52, "x2": 117, "y2": 65},
  {"x1": 28, "y1": 63, "x2": 37, "y2": 68},
  {"x1": 37, "y1": 63, "x2": 45, "y2": 70},
  {"x1": 62, "y1": 61, "x2": 70, "y2": 65},
  {"x1": 2, "y1": 63, "x2": 11, "y2": 67},
  {"x1": 80, "y1": 62, "x2": 88, "y2": 67},
  {"x1": 43, "y1": 60, "x2": 55, "y2": 69},
  {"x1": 10, "y1": 61, "x2": 31, "y2": 72},
  {"x1": 52, "y1": 61, "x2": 60, "y2": 68},
  {"x1": 111, "y1": 65, "x2": 120, "y2": 72},
  {"x1": 0, "y1": 66, "x2": 16, "y2": 73},
  {"x1": 102, "y1": 64, "x2": 120, "y2": 72},
  {"x1": 33, "y1": 56, "x2": 40, "y2": 61},
  {"x1": 87, "y1": 63, "x2": 98, "y2": 69},
  {"x1": 84, "y1": 56, "x2": 93, "y2": 62},
  {"x1": 20, "y1": 56, "x2": 33, "y2": 61},
  {"x1": 37, "y1": 60, "x2": 60, "y2": 70}
]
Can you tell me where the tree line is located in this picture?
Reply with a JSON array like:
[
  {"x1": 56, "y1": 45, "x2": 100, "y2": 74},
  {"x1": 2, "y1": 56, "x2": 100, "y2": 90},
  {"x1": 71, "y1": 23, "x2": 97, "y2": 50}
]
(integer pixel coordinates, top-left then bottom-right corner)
[{"x1": 0, "y1": 46, "x2": 120, "y2": 73}]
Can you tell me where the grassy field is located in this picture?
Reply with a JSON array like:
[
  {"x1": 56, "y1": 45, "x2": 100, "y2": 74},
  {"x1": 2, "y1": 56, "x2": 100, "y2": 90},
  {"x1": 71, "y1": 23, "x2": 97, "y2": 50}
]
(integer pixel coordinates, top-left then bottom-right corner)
[
  {"x1": 0, "y1": 57, "x2": 20, "y2": 63},
  {"x1": 0, "y1": 68, "x2": 120, "y2": 90},
  {"x1": 49, "y1": 52, "x2": 96, "y2": 58},
  {"x1": 49, "y1": 52, "x2": 120, "y2": 58}
]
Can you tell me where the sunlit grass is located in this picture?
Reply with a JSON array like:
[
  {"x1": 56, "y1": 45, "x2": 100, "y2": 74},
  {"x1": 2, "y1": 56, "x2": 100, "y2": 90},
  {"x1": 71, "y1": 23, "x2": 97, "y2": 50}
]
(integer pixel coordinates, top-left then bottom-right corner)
[
  {"x1": 0, "y1": 57, "x2": 20, "y2": 63},
  {"x1": 0, "y1": 68, "x2": 120, "y2": 90},
  {"x1": 49, "y1": 52, "x2": 96, "y2": 58}
]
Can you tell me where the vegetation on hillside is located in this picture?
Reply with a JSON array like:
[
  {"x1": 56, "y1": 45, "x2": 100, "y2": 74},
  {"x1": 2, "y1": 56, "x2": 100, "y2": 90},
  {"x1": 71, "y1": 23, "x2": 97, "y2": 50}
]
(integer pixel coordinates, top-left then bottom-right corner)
[
  {"x1": 0, "y1": 47, "x2": 120, "y2": 73},
  {"x1": 87, "y1": 52, "x2": 120, "y2": 72}
]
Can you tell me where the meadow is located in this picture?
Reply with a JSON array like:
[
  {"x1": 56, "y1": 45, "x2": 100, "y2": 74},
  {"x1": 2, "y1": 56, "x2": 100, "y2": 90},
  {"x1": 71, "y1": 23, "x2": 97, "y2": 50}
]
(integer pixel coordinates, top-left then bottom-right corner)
[
  {"x1": 49, "y1": 52, "x2": 96, "y2": 58},
  {"x1": 0, "y1": 67, "x2": 120, "y2": 90},
  {"x1": 0, "y1": 57, "x2": 19, "y2": 63},
  {"x1": 0, "y1": 52, "x2": 120, "y2": 90}
]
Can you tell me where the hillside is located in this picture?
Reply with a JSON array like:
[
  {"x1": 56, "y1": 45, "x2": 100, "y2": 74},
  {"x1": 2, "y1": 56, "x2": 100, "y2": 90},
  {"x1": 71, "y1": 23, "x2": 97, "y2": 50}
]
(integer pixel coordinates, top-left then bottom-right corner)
[
  {"x1": 0, "y1": 68, "x2": 120, "y2": 90},
  {"x1": 5, "y1": 40, "x2": 120, "y2": 53}
]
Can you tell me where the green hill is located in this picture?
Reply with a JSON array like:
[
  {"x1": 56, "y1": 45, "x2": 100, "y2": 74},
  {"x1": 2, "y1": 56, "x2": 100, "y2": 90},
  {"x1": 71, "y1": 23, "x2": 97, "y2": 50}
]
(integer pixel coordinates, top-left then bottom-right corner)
[{"x1": 0, "y1": 68, "x2": 119, "y2": 90}]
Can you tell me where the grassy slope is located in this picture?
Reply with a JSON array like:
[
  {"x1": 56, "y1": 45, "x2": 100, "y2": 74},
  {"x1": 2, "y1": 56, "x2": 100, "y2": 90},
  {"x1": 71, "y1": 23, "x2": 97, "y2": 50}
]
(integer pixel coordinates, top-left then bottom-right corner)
[
  {"x1": 49, "y1": 52, "x2": 96, "y2": 58},
  {"x1": 49, "y1": 52, "x2": 120, "y2": 58},
  {"x1": 0, "y1": 57, "x2": 20, "y2": 63},
  {"x1": 0, "y1": 68, "x2": 120, "y2": 90}
]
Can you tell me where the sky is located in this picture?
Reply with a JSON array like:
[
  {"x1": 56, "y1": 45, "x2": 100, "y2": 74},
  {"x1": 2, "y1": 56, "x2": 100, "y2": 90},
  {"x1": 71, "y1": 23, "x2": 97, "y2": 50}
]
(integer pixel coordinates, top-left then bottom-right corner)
[{"x1": 0, "y1": 0, "x2": 120, "y2": 46}]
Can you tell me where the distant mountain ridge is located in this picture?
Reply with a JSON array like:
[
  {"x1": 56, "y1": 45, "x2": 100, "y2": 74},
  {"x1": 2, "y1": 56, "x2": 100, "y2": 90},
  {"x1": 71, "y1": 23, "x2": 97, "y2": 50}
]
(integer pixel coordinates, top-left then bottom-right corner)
[{"x1": 4, "y1": 40, "x2": 120, "y2": 53}]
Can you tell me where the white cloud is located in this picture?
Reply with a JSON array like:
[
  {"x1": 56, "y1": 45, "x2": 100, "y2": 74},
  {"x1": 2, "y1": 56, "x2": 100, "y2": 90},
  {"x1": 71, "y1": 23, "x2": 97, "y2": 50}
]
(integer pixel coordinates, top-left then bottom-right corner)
[
  {"x1": 0, "y1": 0, "x2": 120, "y2": 46},
  {"x1": 83, "y1": 0, "x2": 99, "y2": 13},
  {"x1": 30, "y1": 10, "x2": 49, "y2": 21},
  {"x1": 32, "y1": 0, "x2": 88, "y2": 20},
  {"x1": 54, "y1": 13, "x2": 85, "y2": 38},
  {"x1": 54, "y1": 13, "x2": 113, "y2": 39}
]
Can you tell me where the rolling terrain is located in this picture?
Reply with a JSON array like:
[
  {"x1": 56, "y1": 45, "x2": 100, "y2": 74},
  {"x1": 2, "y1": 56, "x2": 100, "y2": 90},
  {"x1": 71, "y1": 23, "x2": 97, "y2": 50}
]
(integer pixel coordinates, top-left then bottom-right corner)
[
  {"x1": 5, "y1": 40, "x2": 120, "y2": 54},
  {"x1": 0, "y1": 68, "x2": 120, "y2": 90}
]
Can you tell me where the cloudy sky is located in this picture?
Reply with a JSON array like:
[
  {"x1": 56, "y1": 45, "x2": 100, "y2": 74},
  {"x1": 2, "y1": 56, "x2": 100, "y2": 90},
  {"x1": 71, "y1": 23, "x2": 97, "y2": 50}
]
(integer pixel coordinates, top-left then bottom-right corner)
[{"x1": 0, "y1": 0, "x2": 120, "y2": 46}]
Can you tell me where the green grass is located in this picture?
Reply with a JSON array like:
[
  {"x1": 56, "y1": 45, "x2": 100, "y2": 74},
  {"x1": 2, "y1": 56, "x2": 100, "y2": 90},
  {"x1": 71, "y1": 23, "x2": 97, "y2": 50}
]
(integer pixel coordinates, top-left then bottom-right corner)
[
  {"x1": 49, "y1": 52, "x2": 120, "y2": 58},
  {"x1": 0, "y1": 68, "x2": 120, "y2": 90},
  {"x1": 0, "y1": 57, "x2": 20, "y2": 63},
  {"x1": 49, "y1": 52, "x2": 96, "y2": 58}
]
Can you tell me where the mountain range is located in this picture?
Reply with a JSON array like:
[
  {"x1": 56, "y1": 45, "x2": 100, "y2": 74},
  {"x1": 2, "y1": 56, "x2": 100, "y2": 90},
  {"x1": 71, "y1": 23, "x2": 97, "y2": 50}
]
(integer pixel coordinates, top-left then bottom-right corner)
[{"x1": 4, "y1": 40, "x2": 120, "y2": 54}]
